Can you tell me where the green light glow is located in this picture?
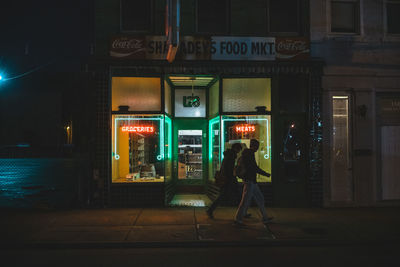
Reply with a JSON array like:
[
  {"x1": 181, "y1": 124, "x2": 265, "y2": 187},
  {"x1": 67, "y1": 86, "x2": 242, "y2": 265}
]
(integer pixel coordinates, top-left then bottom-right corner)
[
  {"x1": 165, "y1": 115, "x2": 172, "y2": 159},
  {"x1": 208, "y1": 116, "x2": 220, "y2": 159}
]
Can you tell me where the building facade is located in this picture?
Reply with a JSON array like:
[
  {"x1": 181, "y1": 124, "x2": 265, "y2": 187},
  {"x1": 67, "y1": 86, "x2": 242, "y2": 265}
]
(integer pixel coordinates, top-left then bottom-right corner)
[
  {"x1": 310, "y1": 0, "x2": 400, "y2": 207},
  {"x1": 92, "y1": 0, "x2": 324, "y2": 207}
]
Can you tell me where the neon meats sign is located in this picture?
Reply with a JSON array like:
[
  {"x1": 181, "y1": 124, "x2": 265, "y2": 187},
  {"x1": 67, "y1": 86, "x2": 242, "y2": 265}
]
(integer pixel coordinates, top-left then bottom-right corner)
[
  {"x1": 121, "y1": 126, "x2": 155, "y2": 133},
  {"x1": 235, "y1": 124, "x2": 256, "y2": 133}
]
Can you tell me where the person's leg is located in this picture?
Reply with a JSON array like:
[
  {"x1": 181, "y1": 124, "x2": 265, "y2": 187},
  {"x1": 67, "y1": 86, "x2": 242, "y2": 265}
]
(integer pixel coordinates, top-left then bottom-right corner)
[
  {"x1": 252, "y1": 184, "x2": 269, "y2": 221},
  {"x1": 234, "y1": 182, "x2": 254, "y2": 223},
  {"x1": 207, "y1": 186, "x2": 227, "y2": 215}
]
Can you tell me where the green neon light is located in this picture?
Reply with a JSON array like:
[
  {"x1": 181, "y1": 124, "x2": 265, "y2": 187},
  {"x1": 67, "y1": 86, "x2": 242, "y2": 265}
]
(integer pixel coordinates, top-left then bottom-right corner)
[
  {"x1": 208, "y1": 116, "x2": 220, "y2": 159},
  {"x1": 114, "y1": 117, "x2": 164, "y2": 161},
  {"x1": 221, "y1": 117, "x2": 270, "y2": 160},
  {"x1": 165, "y1": 115, "x2": 172, "y2": 159}
]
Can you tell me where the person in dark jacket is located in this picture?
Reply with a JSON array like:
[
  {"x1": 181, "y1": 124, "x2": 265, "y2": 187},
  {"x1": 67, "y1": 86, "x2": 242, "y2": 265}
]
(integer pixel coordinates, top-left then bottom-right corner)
[
  {"x1": 234, "y1": 139, "x2": 273, "y2": 226},
  {"x1": 206, "y1": 143, "x2": 242, "y2": 219}
]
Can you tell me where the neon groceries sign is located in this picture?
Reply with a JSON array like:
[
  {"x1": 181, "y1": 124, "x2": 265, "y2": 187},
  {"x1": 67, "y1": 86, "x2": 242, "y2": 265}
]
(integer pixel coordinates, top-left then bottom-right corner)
[
  {"x1": 235, "y1": 124, "x2": 256, "y2": 133},
  {"x1": 121, "y1": 126, "x2": 155, "y2": 133}
]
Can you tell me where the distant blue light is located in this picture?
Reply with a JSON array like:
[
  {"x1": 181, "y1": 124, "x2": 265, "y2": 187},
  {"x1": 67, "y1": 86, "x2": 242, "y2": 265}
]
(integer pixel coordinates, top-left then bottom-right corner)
[{"x1": 0, "y1": 75, "x2": 3, "y2": 81}]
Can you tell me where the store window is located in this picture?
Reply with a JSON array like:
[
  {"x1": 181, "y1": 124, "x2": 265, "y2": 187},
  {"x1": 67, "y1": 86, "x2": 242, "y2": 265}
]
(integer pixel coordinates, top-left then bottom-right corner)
[
  {"x1": 221, "y1": 115, "x2": 272, "y2": 183},
  {"x1": 222, "y1": 78, "x2": 271, "y2": 113},
  {"x1": 386, "y1": 1, "x2": 400, "y2": 34},
  {"x1": 197, "y1": 0, "x2": 227, "y2": 34},
  {"x1": 331, "y1": 1, "x2": 359, "y2": 33},
  {"x1": 112, "y1": 77, "x2": 161, "y2": 112},
  {"x1": 111, "y1": 115, "x2": 165, "y2": 183}
]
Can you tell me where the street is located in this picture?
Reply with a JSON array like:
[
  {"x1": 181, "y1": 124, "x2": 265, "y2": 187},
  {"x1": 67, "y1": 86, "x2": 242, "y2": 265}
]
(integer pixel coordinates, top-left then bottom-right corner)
[{"x1": 2, "y1": 244, "x2": 399, "y2": 267}]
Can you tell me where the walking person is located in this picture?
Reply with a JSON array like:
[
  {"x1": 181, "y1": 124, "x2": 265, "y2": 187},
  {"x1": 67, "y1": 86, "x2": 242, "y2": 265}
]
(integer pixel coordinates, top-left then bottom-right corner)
[
  {"x1": 206, "y1": 143, "x2": 243, "y2": 219},
  {"x1": 234, "y1": 139, "x2": 273, "y2": 226}
]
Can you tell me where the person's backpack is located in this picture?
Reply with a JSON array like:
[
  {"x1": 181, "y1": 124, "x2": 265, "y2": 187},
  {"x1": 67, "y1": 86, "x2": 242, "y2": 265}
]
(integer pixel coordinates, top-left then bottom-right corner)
[
  {"x1": 234, "y1": 155, "x2": 246, "y2": 179},
  {"x1": 214, "y1": 170, "x2": 227, "y2": 188}
]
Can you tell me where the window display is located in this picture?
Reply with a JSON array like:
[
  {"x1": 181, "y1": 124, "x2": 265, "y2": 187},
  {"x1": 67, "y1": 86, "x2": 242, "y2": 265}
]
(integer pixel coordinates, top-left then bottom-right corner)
[
  {"x1": 111, "y1": 115, "x2": 165, "y2": 183},
  {"x1": 221, "y1": 115, "x2": 272, "y2": 182}
]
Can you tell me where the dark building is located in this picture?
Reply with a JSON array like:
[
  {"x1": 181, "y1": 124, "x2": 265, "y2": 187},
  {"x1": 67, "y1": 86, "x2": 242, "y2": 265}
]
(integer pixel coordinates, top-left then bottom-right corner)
[
  {"x1": 311, "y1": 0, "x2": 400, "y2": 207},
  {"x1": 91, "y1": 0, "x2": 324, "y2": 208},
  {"x1": 0, "y1": 1, "x2": 94, "y2": 208}
]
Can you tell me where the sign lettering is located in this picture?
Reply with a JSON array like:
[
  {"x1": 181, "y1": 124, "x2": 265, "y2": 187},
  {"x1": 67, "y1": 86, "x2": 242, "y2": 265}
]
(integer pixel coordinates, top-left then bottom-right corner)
[{"x1": 121, "y1": 126, "x2": 155, "y2": 133}]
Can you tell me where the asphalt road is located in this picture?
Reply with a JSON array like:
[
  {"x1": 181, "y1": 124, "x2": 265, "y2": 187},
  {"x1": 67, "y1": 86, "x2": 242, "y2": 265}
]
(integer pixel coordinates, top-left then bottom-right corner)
[{"x1": 2, "y1": 244, "x2": 399, "y2": 267}]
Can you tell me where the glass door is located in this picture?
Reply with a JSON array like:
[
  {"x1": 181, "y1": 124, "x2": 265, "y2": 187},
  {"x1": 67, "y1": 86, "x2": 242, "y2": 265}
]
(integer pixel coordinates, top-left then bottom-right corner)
[
  {"x1": 173, "y1": 119, "x2": 207, "y2": 186},
  {"x1": 178, "y1": 130, "x2": 203, "y2": 180}
]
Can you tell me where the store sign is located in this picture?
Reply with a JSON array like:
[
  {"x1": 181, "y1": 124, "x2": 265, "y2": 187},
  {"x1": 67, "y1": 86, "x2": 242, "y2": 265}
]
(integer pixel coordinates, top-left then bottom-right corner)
[
  {"x1": 212, "y1": 37, "x2": 275, "y2": 60},
  {"x1": 235, "y1": 124, "x2": 256, "y2": 133},
  {"x1": 380, "y1": 98, "x2": 400, "y2": 114},
  {"x1": 121, "y1": 126, "x2": 155, "y2": 133},
  {"x1": 110, "y1": 36, "x2": 309, "y2": 61},
  {"x1": 183, "y1": 96, "x2": 200, "y2": 107},
  {"x1": 275, "y1": 37, "x2": 310, "y2": 60}
]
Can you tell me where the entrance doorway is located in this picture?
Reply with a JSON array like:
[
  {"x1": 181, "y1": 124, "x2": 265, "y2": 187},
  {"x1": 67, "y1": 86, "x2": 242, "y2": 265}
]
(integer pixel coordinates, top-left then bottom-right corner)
[
  {"x1": 169, "y1": 119, "x2": 210, "y2": 206},
  {"x1": 165, "y1": 75, "x2": 219, "y2": 206},
  {"x1": 177, "y1": 129, "x2": 203, "y2": 180}
]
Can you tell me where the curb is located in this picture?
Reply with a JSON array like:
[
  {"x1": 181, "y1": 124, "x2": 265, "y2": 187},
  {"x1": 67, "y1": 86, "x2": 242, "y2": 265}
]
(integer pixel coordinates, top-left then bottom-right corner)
[{"x1": 3, "y1": 238, "x2": 400, "y2": 250}]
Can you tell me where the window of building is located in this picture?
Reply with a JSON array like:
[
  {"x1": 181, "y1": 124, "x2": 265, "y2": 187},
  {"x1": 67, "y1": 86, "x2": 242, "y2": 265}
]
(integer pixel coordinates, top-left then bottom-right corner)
[
  {"x1": 197, "y1": 0, "x2": 228, "y2": 34},
  {"x1": 221, "y1": 115, "x2": 272, "y2": 183},
  {"x1": 331, "y1": 1, "x2": 360, "y2": 33},
  {"x1": 231, "y1": 0, "x2": 267, "y2": 35},
  {"x1": 222, "y1": 78, "x2": 271, "y2": 113},
  {"x1": 331, "y1": 96, "x2": 353, "y2": 201},
  {"x1": 268, "y1": 0, "x2": 300, "y2": 34},
  {"x1": 120, "y1": 0, "x2": 152, "y2": 32},
  {"x1": 386, "y1": 1, "x2": 400, "y2": 34},
  {"x1": 120, "y1": 0, "x2": 166, "y2": 33},
  {"x1": 111, "y1": 115, "x2": 166, "y2": 183},
  {"x1": 112, "y1": 77, "x2": 161, "y2": 112}
]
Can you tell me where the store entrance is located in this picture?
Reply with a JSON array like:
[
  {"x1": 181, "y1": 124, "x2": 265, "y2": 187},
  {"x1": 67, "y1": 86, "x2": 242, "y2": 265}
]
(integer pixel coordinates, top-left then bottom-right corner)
[{"x1": 169, "y1": 118, "x2": 211, "y2": 206}]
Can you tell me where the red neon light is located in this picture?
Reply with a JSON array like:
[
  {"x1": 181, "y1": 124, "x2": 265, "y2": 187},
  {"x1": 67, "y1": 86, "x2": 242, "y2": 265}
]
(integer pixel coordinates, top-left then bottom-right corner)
[
  {"x1": 121, "y1": 126, "x2": 155, "y2": 133},
  {"x1": 235, "y1": 124, "x2": 256, "y2": 133}
]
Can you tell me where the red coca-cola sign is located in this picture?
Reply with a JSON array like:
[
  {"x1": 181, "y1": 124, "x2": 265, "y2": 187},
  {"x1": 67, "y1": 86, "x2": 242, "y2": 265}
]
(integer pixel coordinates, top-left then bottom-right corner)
[
  {"x1": 110, "y1": 36, "x2": 146, "y2": 59},
  {"x1": 276, "y1": 37, "x2": 309, "y2": 60}
]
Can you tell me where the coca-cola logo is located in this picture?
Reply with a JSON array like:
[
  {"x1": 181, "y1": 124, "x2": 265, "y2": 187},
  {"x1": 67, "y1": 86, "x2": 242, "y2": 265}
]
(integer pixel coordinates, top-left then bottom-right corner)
[
  {"x1": 112, "y1": 38, "x2": 144, "y2": 50},
  {"x1": 277, "y1": 40, "x2": 307, "y2": 52}
]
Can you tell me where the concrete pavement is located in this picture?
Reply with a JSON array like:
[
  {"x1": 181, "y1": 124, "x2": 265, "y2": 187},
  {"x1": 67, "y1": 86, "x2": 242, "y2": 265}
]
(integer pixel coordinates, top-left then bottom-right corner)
[{"x1": 1, "y1": 207, "x2": 400, "y2": 248}]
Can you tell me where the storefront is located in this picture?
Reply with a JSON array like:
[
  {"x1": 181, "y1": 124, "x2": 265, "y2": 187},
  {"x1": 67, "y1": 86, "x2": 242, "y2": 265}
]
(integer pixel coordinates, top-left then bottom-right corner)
[{"x1": 95, "y1": 35, "x2": 323, "y2": 207}]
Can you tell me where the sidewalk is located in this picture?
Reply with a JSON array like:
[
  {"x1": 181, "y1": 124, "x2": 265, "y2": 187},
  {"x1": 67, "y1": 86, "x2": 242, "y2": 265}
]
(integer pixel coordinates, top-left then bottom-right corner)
[{"x1": 1, "y1": 207, "x2": 400, "y2": 248}]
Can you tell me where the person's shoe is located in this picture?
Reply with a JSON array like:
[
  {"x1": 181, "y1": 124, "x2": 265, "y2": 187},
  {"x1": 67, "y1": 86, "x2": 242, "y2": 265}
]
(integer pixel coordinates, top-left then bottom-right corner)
[
  {"x1": 262, "y1": 217, "x2": 274, "y2": 225},
  {"x1": 244, "y1": 213, "x2": 252, "y2": 218},
  {"x1": 233, "y1": 221, "x2": 247, "y2": 227},
  {"x1": 206, "y1": 209, "x2": 214, "y2": 219}
]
